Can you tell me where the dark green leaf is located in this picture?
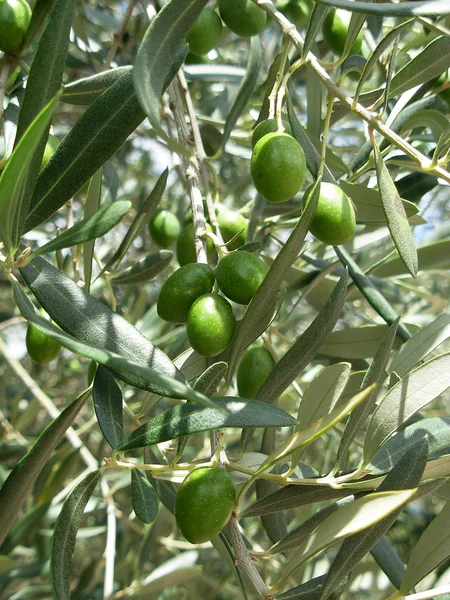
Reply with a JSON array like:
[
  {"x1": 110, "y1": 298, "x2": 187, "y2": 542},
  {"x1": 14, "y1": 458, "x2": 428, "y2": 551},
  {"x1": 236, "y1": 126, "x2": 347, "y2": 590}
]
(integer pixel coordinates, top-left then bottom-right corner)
[
  {"x1": 312, "y1": 0, "x2": 450, "y2": 17},
  {"x1": 93, "y1": 366, "x2": 124, "y2": 449},
  {"x1": 33, "y1": 201, "x2": 131, "y2": 257},
  {"x1": 131, "y1": 469, "x2": 159, "y2": 524},
  {"x1": 111, "y1": 250, "x2": 172, "y2": 285},
  {"x1": 0, "y1": 502, "x2": 51, "y2": 555},
  {"x1": 51, "y1": 470, "x2": 102, "y2": 600},
  {"x1": 275, "y1": 574, "x2": 349, "y2": 600},
  {"x1": 0, "y1": 389, "x2": 89, "y2": 547},
  {"x1": 117, "y1": 398, "x2": 297, "y2": 451},
  {"x1": 62, "y1": 67, "x2": 132, "y2": 105},
  {"x1": 82, "y1": 169, "x2": 103, "y2": 293},
  {"x1": 25, "y1": 71, "x2": 145, "y2": 232},
  {"x1": 133, "y1": 0, "x2": 207, "y2": 128},
  {"x1": 302, "y1": 4, "x2": 328, "y2": 59},
  {"x1": 371, "y1": 536, "x2": 405, "y2": 589}
]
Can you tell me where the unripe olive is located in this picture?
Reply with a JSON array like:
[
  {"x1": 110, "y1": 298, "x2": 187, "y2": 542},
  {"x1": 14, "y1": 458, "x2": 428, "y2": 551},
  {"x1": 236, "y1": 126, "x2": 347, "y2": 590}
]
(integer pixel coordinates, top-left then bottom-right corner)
[
  {"x1": 26, "y1": 323, "x2": 61, "y2": 364},
  {"x1": 148, "y1": 209, "x2": 181, "y2": 249},
  {"x1": 251, "y1": 132, "x2": 306, "y2": 203},
  {"x1": 186, "y1": 7, "x2": 223, "y2": 56},
  {"x1": 251, "y1": 118, "x2": 293, "y2": 149},
  {"x1": 237, "y1": 346, "x2": 275, "y2": 397},
  {"x1": 175, "y1": 467, "x2": 236, "y2": 543},
  {"x1": 217, "y1": 208, "x2": 248, "y2": 251},
  {"x1": 216, "y1": 250, "x2": 267, "y2": 305},
  {"x1": 322, "y1": 8, "x2": 363, "y2": 56},
  {"x1": 218, "y1": 0, "x2": 266, "y2": 37},
  {"x1": 186, "y1": 293, "x2": 235, "y2": 357},
  {"x1": 0, "y1": 0, "x2": 31, "y2": 55},
  {"x1": 176, "y1": 222, "x2": 216, "y2": 266},
  {"x1": 303, "y1": 182, "x2": 356, "y2": 245},
  {"x1": 157, "y1": 263, "x2": 216, "y2": 323}
]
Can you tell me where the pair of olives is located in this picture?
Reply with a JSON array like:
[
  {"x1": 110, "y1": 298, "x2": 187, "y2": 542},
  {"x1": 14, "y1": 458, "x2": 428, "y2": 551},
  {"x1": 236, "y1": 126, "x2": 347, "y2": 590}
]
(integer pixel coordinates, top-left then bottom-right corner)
[{"x1": 157, "y1": 250, "x2": 267, "y2": 357}]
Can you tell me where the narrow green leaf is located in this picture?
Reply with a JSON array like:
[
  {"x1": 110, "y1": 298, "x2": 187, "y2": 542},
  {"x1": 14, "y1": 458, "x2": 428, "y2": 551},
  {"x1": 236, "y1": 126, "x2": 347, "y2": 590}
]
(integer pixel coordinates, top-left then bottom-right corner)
[
  {"x1": 220, "y1": 37, "x2": 261, "y2": 151},
  {"x1": 25, "y1": 71, "x2": 145, "y2": 232},
  {"x1": 133, "y1": 0, "x2": 207, "y2": 128},
  {"x1": 117, "y1": 398, "x2": 297, "y2": 451},
  {"x1": 0, "y1": 93, "x2": 59, "y2": 253},
  {"x1": 103, "y1": 169, "x2": 168, "y2": 273},
  {"x1": 401, "y1": 500, "x2": 450, "y2": 593},
  {"x1": 275, "y1": 574, "x2": 349, "y2": 600},
  {"x1": 51, "y1": 470, "x2": 102, "y2": 600},
  {"x1": 12, "y1": 279, "x2": 213, "y2": 406},
  {"x1": 312, "y1": 0, "x2": 450, "y2": 17},
  {"x1": 93, "y1": 366, "x2": 124, "y2": 449},
  {"x1": 321, "y1": 323, "x2": 402, "y2": 359},
  {"x1": 0, "y1": 389, "x2": 89, "y2": 547},
  {"x1": 302, "y1": 4, "x2": 328, "y2": 59},
  {"x1": 343, "y1": 5, "x2": 372, "y2": 59},
  {"x1": 33, "y1": 201, "x2": 131, "y2": 257},
  {"x1": 319, "y1": 439, "x2": 428, "y2": 600},
  {"x1": 257, "y1": 271, "x2": 348, "y2": 403},
  {"x1": 372, "y1": 137, "x2": 417, "y2": 277},
  {"x1": 364, "y1": 352, "x2": 450, "y2": 463},
  {"x1": 15, "y1": 0, "x2": 74, "y2": 142},
  {"x1": 82, "y1": 169, "x2": 103, "y2": 293},
  {"x1": 131, "y1": 469, "x2": 159, "y2": 524},
  {"x1": 0, "y1": 501, "x2": 51, "y2": 555},
  {"x1": 111, "y1": 250, "x2": 173, "y2": 285},
  {"x1": 62, "y1": 67, "x2": 132, "y2": 105},
  {"x1": 373, "y1": 239, "x2": 450, "y2": 277},
  {"x1": 19, "y1": 255, "x2": 185, "y2": 396},
  {"x1": 371, "y1": 536, "x2": 405, "y2": 589}
]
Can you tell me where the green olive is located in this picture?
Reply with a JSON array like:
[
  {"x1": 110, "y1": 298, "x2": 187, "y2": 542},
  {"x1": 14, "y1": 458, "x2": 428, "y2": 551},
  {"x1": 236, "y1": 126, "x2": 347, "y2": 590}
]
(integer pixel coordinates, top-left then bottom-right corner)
[
  {"x1": 26, "y1": 323, "x2": 61, "y2": 364},
  {"x1": 0, "y1": 0, "x2": 31, "y2": 55},
  {"x1": 251, "y1": 118, "x2": 293, "y2": 149},
  {"x1": 322, "y1": 8, "x2": 363, "y2": 56},
  {"x1": 303, "y1": 182, "x2": 356, "y2": 245},
  {"x1": 251, "y1": 132, "x2": 306, "y2": 203},
  {"x1": 237, "y1": 346, "x2": 275, "y2": 397},
  {"x1": 215, "y1": 250, "x2": 267, "y2": 305},
  {"x1": 217, "y1": 207, "x2": 248, "y2": 251},
  {"x1": 186, "y1": 7, "x2": 223, "y2": 56},
  {"x1": 149, "y1": 209, "x2": 181, "y2": 249},
  {"x1": 218, "y1": 0, "x2": 266, "y2": 37},
  {"x1": 186, "y1": 293, "x2": 235, "y2": 357},
  {"x1": 176, "y1": 222, "x2": 216, "y2": 266},
  {"x1": 157, "y1": 263, "x2": 216, "y2": 323},
  {"x1": 175, "y1": 467, "x2": 236, "y2": 544}
]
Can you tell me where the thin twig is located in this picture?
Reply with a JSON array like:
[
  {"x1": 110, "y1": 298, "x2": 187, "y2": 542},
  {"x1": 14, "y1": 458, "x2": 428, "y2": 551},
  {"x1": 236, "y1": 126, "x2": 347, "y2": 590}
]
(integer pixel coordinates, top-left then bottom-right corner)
[{"x1": 104, "y1": 0, "x2": 139, "y2": 69}]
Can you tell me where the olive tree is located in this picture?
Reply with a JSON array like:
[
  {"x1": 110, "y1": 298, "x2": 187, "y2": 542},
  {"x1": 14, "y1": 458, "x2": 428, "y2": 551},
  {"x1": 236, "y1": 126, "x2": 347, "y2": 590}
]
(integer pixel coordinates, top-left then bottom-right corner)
[{"x1": 1, "y1": 0, "x2": 450, "y2": 599}]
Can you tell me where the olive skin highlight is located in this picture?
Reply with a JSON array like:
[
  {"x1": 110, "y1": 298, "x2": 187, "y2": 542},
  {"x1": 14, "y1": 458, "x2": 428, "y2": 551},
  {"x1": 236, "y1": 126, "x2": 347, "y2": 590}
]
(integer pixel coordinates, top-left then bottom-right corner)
[
  {"x1": 186, "y1": 293, "x2": 235, "y2": 357},
  {"x1": 216, "y1": 251, "x2": 267, "y2": 305}
]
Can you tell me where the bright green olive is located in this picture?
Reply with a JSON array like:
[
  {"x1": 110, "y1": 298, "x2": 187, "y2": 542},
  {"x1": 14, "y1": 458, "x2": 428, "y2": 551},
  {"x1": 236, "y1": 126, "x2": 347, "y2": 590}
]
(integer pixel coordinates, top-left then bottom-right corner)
[
  {"x1": 217, "y1": 208, "x2": 248, "y2": 251},
  {"x1": 186, "y1": 7, "x2": 223, "y2": 56},
  {"x1": 251, "y1": 118, "x2": 293, "y2": 149},
  {"x1": 218, "y1": 0, "x2": 266, "y2": 37},
  {"x1": 175, "y1": 467, "x2": 236, "y2": 544},
  {"x1": 41, "y1": 135, "x2": 60, "y2": 170},
  {"x1": 26, "y1": 323, "x2": 61, "y2": 364},
  {"x1": 186, "y1": 293, "x2": 235, "y2": 357},
  {"x1": 251, "y1": 132, "x2": 306, "y2": 203},
  {"x1": 0, "y1": 0, "x2": 31, "y2": 55},
  {"x1": 215, "y1": 250, "x2": 267, "y2": 305},
  {"x1": 237, "y1": 346, "x2": 275, "y2": 398},
  {"x1": 303, "y1": 182, "x2": 356, "y2": 245},
  {"x1": 149, "y1": 209, "x2": 181, "y2": 249},
  {"x1": 322, "y1": 8, "x2": 363, "y2": 56},
  {"x1": 176, "y1": 222, "x2": 216, "y2": 266},
  {"x1": 157, "y1": 263, "x2": 216, "y2": 323}
]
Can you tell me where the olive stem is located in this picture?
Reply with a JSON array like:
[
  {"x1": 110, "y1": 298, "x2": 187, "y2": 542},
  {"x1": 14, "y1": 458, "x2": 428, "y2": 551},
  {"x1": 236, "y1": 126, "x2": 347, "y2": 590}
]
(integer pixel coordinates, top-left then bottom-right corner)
[
  {"x1": 318, "y1": 93, "x2": 335, "y2": 180},
  {"x1": 268, "y1": 34, "x2": 290, "y2": 122},
  {"x1": 167, "y1": 80, "x2": 208, "y2": 263},
  {"x1": 104, "y1": 0, "x2": 139, "y2": 70},
  {"x1": 227, "y1": 517, "x2": 270, "y2": 599},
  {"x1": 249, "y1": 0, "x2": 450, "y2": 185}
]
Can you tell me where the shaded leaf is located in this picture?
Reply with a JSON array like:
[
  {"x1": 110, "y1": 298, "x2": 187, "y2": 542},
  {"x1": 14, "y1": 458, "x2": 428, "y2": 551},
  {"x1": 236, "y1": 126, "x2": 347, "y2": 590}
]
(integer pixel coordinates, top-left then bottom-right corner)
[
  {"x1": 93, "y1": 366, "x2": 124, "y2": 449},
  {"x1": 275, "y1": 574, "x2": 349, "y2": 600},
  {"x1": 131, "y1": 469, "x2": 159, "y2": 524},
  {"x1": 0, "y1": 502, "x2": 51, "y2": 555},
  {"x1": 321, "y1": 324, "x2": 403, "y2": 359},
  {"x1": 312, "y1": 0, "x2": 450, "y2": 18},
  {"x1": 82, "y1": 169, "x2": 103, "y2": 293},
  {"x1": 373, "y1": 239, "x2": 450, "y2": 278},
  {"x1": 302, "y1": 4, "x2": 328, "y2": 59},
  {"x1": 111, "y1": 250, "x2": 173, "y2": 285},
  {"x1": 62, "y1": 67, "x2": 132, "y2": 105},
  {"x1": 51, "y1": 471, "x2": 102, "y2": 600}
]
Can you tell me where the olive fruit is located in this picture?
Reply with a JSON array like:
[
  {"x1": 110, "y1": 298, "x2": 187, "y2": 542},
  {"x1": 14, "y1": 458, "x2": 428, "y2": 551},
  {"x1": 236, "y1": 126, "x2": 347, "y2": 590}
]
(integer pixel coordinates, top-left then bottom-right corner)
[
  {"x1": 175, "y1": 467, "x2": 236, "y2": 544},
  {"x1": 41, "y1": 135, "x2": 60, "y2": 170},
  {"x1": 218, "y1": 0, "x2": 266, "y2": 37},
  {"x1": 237, "y1": 346, "x2": 275, "y2": 398},
  {"x1": 303, "y1": 182, "x2": 356, "y2": 245},
  {"x1": 251, "y1": 118, "x2": 293, "y2": 149},
  {"x1": 0, "y1": 0, "x2": 31, "y2": 55},
  {"x1": 26, "y1": 323, "x2": 61, "y2": 364},
  {"x1": 157, "y1": 263, "x2": 215, "y2": 323},
  {"x1": 149, "y1": 209, "x2": 181, "y2": 249},
  {"x1": 216, "y1": 251, "x2": 267, "y2": 305},
  {"x1": 176, "y1": 222, "x2": 216, "y2": 266},
  {"x1": 322, "y1": 8, "x2": 363, "y2": 56},
  {"x1": 251, "y1": 132, "x2": 306, "y2": 203},
  {"x1": 186, "y1": 7, "x2": 223, "y2": 56},
  {"x1": 186, "y1": 293, "x2": 235, "y2": 357},
  {"x1": 217, "y1": 208, "x2": 248, "y2": 251}
]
